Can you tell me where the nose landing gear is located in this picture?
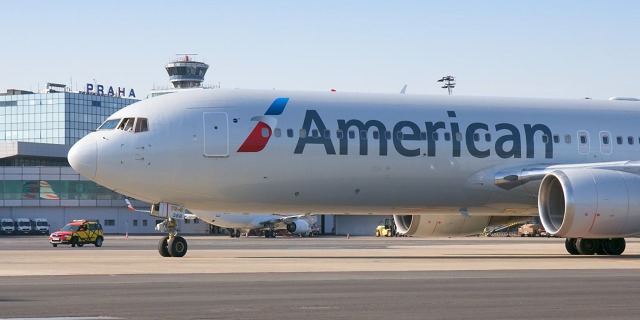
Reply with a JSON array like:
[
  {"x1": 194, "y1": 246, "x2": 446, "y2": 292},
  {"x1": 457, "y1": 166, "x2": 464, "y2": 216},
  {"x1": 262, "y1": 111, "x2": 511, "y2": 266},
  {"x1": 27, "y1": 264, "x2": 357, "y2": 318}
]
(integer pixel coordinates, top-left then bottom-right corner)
[{"x1": 156, "y1": 218, "x2": 188, "y2": 257}]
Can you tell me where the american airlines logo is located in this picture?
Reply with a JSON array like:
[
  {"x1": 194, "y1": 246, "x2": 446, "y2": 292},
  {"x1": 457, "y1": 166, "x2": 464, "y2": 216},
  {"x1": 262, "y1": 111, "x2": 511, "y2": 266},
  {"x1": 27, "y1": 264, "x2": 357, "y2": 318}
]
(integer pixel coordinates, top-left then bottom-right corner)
[
  {"x1": 237, "y1": 98, "x2": 289, "y2": 152},
  {"x1": 294, "y1": 110, "x2": 554, "y2": 159}
]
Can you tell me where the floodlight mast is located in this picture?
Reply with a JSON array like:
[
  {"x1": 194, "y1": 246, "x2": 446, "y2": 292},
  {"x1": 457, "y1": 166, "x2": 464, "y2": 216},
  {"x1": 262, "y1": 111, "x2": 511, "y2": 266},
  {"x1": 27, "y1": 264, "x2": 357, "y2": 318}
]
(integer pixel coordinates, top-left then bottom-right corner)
[{"x1": 437, "y1": 75, "x2": 456, "y2": 95}]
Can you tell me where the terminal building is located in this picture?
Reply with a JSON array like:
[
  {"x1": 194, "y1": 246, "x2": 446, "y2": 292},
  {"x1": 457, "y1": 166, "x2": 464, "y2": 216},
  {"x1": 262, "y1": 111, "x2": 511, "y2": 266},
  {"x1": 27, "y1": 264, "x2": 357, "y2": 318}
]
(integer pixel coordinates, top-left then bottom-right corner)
[
  {"x1": 0, "y1": 61, "x2": 383, "y2": 236},
  {"x1": 0, "y1": 82, "x2": 210, "y2": 234}
]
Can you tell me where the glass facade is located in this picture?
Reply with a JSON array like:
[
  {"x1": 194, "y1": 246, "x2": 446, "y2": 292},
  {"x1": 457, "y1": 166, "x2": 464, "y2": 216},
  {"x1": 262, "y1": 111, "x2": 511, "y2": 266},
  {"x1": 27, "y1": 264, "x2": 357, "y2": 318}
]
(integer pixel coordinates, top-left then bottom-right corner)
[
  {"x1": 0, "y1": 167, "x2": 125, "y2": 207},
  {"x1": 0, "y1": 92, "x2": 138, "y2": 145}
]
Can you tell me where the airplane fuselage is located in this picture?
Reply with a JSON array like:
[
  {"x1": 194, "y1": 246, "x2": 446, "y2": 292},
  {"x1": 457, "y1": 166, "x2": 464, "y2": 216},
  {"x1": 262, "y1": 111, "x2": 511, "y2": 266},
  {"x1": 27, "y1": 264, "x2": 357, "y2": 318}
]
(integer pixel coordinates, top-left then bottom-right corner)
[{"x1": 70, "y1": 90, "x2": 639, "y2": 217}]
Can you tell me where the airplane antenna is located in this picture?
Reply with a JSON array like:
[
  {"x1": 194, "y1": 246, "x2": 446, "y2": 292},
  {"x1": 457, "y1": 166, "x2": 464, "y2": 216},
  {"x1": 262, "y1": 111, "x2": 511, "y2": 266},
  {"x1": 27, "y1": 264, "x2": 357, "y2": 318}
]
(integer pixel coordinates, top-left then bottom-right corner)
[{"x1": 437, "y1": 75, "x2": 456, "y2": 95}]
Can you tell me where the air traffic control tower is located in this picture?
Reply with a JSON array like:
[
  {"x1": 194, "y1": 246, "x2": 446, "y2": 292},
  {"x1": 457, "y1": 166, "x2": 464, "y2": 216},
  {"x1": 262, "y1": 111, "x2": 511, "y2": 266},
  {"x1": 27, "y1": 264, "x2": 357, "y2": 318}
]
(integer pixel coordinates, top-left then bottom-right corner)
[{"x1": 165, "y1": 54, "x2": 209, "y2": 89}]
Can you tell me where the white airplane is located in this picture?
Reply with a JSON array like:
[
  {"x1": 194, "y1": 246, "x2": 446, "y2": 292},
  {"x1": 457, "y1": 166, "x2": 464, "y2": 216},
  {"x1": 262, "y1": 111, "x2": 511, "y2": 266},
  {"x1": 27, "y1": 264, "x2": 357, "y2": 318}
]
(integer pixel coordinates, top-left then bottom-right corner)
[
  {"x1": 69, "y1": 89, "x2": 640, "y2": 257},
  {"x1": 201, "y1": 212, "x2": 316, "y2": 238}
]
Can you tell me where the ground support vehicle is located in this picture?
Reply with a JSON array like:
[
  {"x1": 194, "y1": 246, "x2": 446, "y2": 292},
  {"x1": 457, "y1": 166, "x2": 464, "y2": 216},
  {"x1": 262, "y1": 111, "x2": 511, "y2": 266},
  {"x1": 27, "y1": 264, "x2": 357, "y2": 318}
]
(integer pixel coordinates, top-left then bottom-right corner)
[
  {"x1": 15, "y1": 218, "x2": 32, "y2": 234},
  {"x1": 0, "y1": 218, "x2": 15, "y2": 234},
  {"x1": 376, "y1": 218, "x2": 397, "y2": 237},
  {"x1": 518, "y1": 223, "x2": 543, "y2": 237},
  {"x1": 31, "y1": 218, "x2": 49, "y2": 234},
  {"x1": 49, "y1": 220, "x2": 104, "y2": 247}
]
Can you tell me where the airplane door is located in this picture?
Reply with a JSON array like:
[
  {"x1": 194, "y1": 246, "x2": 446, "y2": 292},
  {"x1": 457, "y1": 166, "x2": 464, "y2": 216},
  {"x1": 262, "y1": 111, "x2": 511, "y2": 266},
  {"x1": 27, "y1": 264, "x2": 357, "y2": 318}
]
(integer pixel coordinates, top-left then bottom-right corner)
[
  {"x1": 203, "y1": 112, "x2": 229, "y2": 157},
  {"x1": 599, "y1": 131, "x2": 611, "y2": 161}
]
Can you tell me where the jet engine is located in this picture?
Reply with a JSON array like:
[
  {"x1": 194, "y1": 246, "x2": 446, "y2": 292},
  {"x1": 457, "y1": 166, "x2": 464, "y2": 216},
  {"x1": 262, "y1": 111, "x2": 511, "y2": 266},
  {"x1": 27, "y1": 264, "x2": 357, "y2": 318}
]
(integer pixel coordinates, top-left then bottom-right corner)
[
  {"x1": 393, "y1": 214, "x2": 527, "y2": 237},
  {"x1": 538, "y1": 169, "x2": 640, "y2": 238},
  {"x1": 286, "y1": 220, "x2": 310, "y2": 234}
]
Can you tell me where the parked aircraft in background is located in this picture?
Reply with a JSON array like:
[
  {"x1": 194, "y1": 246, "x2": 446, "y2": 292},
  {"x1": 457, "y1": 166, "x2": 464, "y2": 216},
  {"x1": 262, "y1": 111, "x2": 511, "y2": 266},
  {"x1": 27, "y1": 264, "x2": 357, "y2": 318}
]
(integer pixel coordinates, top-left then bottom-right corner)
[
  {"x1": 125, "y1": 199, "x2": 315, "y2": 239},
  {"x1": 200, "y1": 212, "x2": 316, "y2": 238},
  {"x1": 70, "y1": 89, "x2": 640, "y2": 257}
]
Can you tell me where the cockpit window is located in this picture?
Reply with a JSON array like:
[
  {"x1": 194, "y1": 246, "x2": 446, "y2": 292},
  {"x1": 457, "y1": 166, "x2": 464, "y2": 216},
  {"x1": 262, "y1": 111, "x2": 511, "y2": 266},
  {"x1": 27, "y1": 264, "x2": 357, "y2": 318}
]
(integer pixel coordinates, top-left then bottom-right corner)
[
  {"x1": 102, "y1": 117, "x2": 148, "y2": 133},
  {"x1": 98, "y1": 119, "x2": 121, "y2": 130},
  {"x1": 117, "y1": 118, "x2": 136, "y2": 132},
  {"x1": 134, "y1": 118, "x2": 149, "y2": 133}
]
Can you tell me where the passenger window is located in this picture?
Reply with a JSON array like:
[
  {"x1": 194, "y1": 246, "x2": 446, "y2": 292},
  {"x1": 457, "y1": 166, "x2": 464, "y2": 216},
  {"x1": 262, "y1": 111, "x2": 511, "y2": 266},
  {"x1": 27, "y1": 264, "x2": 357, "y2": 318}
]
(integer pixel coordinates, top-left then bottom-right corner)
[
  {"x1": 336, "y1": 130, "x2": 344, "y2": 139},
  {"x1": 420, "y1": 132, "x2": 426, "y2": 140},
  {"x1": 484, "y1": 133, "x2": 491, "y2": 142},
  {"x1": 348, "y1": 130, "x2": 355, "y2": 139},
  {"x1": 299, "y1": 129, "x2": 307, "y2": 138},
  {"x1": 373, "y1": 131, "x2": 380, "y2": 140},
  {"x1": 565, "y1": 134, "x2": 572, "y2": 143},
  {"x1": 261, "y1": 128, "x2": 269, "y2": 138},
  {"x1": 311, "y1": 129, "x2": 319, "y2": 138},
  {"x1": 617, "y1": 136, "x2": 623, "y2": 144},
  {"x1": 580, "y1": 135, "x2": 587, "y2": 144},
  {"x1": 385, "y1": 131, "x2": 391, "y2": 140},
  {"x1": 602, "y1": 136, "x2": 609, "y2": 144},
  {"x1": 473, "y1": 133, "x2": 480, "y2": 142},
  {"x1": 456, "y1": 132, "x2": 463, "y2": 142},
  {"x1": 134, "y1": 118, "x2": 149, "y2": 133},
  {"x1": 542, "y1": 135, "x2": 548, "y2": 143},
  {"x1": 628, "y1": 136, "x2": 634, "y2": 145},
  {"x1": 396, "y1": 132, "x2": 403, "y2": 140},
  {"x1": 444, "y1": 132, "x2": 451, "y2": 141},
  {"x1": 360, "y1": 130, "x2": 367, "y2": 140},
  {"x1": 324, "y1": 129, "x2": 331, "y2": 139},
  {"x1": 274, "y1": 128, "x2": 281, "y2": 137},
  {"x1": 287, "y1": 129, "x2": 293, "y2": 138},
  {"x1": 553, "y1": 135, "x2": 559, "y2": 143},
  {"x1": 432, "y1": 132, "x2": 439, "y2": 141}
]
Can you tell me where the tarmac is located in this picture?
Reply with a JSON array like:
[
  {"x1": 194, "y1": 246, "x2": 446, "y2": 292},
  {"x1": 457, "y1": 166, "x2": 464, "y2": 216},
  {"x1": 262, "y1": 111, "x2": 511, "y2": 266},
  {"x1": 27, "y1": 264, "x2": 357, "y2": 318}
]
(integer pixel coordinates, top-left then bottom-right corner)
[{"x1": 2, "y1": 235, "x2": 640, "y2": 319}]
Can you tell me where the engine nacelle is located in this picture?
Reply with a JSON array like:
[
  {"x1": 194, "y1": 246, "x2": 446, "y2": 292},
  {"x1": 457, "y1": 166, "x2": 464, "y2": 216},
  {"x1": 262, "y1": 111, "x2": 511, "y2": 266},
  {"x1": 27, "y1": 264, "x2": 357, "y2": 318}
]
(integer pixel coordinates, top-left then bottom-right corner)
[
  {"x1": 538, "y1": 169, "x2": 640, "y2": 238},
  {"x1": 286, "y1": 220, "x2": 310, "y2": 234},
  {"x1": 393, "y1": 214, "x2": 527, "y2": 237}
]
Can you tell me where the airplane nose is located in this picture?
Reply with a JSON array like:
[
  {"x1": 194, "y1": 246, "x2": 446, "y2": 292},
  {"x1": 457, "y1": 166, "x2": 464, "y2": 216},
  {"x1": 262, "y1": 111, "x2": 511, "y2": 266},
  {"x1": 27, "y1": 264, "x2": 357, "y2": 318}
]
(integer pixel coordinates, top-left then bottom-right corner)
[{"x1": 68, "y1": 135, "x2": 97, "y2": 180}]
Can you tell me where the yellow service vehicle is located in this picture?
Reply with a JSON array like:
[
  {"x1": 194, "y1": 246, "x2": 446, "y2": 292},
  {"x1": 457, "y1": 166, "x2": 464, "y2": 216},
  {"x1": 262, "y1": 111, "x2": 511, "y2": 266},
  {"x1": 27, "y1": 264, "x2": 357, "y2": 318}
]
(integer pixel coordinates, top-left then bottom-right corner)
[
  {"x1": 375, "y1": 218, "x2": 396, "y2": 237},
  {"x1": 49, "y1": 219, "x2": 104, "y2": 247}
]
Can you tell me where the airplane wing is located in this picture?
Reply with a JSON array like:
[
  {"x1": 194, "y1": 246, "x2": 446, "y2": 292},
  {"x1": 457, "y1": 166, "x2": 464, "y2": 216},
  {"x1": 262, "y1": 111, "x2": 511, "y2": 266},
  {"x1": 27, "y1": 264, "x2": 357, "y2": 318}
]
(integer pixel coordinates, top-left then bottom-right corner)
[{"x1": 494, "y1": 160, "x2": 640, "y2": 191}]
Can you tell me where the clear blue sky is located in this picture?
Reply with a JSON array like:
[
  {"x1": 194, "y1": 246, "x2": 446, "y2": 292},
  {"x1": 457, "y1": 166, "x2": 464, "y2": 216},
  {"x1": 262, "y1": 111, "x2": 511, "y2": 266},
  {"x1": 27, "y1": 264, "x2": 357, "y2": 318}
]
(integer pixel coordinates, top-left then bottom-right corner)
[{"x1": 1, "y1": 0, "x2": 638, "y2": 99}]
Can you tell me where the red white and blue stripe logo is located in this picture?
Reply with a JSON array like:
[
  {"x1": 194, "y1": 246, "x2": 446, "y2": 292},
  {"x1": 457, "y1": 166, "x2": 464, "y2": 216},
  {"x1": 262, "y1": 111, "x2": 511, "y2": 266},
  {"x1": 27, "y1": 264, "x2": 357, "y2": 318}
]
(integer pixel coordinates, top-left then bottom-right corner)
[{"x1": 237, "y1": 97, "x2": 289, "y2": 152}]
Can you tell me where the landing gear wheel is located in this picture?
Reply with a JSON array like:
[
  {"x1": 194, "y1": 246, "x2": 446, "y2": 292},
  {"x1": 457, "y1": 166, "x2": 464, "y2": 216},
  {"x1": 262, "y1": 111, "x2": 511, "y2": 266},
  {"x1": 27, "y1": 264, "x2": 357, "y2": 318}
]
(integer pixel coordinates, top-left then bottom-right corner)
[
  {"x1": 576, "y1": 238, "x2": 600, "y2": 255},
  {"x1": 168, "y1": 236, "x2": 188, "y2": 257},
  {"x1": 602, "y1": 238, "x2": 626, "y2": 255},
  {"x1": 158, "y1": 236, "x2": 171, "y2": 257},
  {"x1": 235, "y1": 229, "x2": 241, "y2": 238},
  {"x1": 564, "y1": 238, "x2": 580, "y2": 255}
]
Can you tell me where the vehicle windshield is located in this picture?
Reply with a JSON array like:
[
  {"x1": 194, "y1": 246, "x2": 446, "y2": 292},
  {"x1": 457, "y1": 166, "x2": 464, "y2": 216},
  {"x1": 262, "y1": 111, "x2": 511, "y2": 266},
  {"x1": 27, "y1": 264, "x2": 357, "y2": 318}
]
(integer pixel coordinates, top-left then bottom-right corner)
[
  {"x1": 37, "y1": 221, "x2": 48, "y2": 227},
  {"x1": 1, "y1": 222, "x2": 12, "y2": 227},
  {"x1": 98, "y1": 119, "x2": 121, "y2": 130},
  {"x1": 18, "y1": 221, "x2": 30, "y2": 227},
  {"x1": 60, "y1": 225, "x2": 79, "y2": 232}
]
